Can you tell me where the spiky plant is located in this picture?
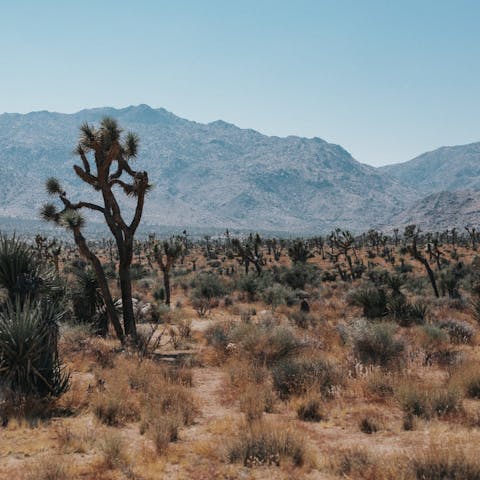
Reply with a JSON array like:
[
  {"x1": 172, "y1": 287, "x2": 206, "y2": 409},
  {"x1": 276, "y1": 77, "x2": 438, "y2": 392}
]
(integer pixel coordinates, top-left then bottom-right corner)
[
  {"x1": 0, "y1": 235, "x2": 61, "y2": 304},
  {"x1": 0, "y1": 299, "x2": 69, "y2": 400}
]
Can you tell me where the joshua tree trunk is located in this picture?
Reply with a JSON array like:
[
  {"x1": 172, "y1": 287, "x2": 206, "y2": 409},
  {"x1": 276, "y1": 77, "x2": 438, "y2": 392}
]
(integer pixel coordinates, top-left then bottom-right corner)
[
  {"x1": 41, "y1": 117, "x2": 149, "y2": 343},
  {"x1": 163, "y1": 269, "x2": 171, "y2": 306}
]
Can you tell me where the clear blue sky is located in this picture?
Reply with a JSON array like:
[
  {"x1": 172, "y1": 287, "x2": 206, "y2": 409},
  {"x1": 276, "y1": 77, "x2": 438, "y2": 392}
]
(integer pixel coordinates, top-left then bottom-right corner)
[{"x1": 1, "y1": 0, "x2": 479, "y2": 166}]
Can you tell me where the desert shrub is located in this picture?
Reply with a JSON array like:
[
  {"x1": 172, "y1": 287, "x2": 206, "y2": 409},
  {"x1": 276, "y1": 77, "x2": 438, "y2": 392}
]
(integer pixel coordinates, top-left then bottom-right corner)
[
  {"x1": 350, "y1": 287, "x2": 387, "y2": 319},
  {"x1": 430, "y1": 388, "x2": 462, "y2": 416},
  {"x1": 237, "y1": 274, "x2": 261, "y2": 301},
  {"x1": 228, "y1": 321, "x2": 301, "y2": 365},
  {"x1": 289, "y1": 310, "x2": 316, "y2": 329},
  {"x1": 129, "y1": 262, "x2": 149, "y2": 280},
  {"x1": 190, "y1": 272, "x2": 227, "y2": 317},
  {"x1": 148, "y1": 414, "x2": 181, "y2": 454},
  {"x1": 279, "y1": 263, "x2": 319, "y2": 290},
  {"x1": 93, "y1": 391, "x2": 139, "y2": 426},
  {"x1": 420, "y1": 324, "x2": 448, "y2": 350},
  {"x1": 240, "y1": 384, "x2": 275, "y2": 422},
  {"x1": 297, "y1": 395, "x2": 324, "y2": 422},
  {"x1": 227, "y1": 420, "x2": 307, "y2": 467},
  {"x1": 321, "y1": 270, "x2": 337, "y2": 282},
  {"x1": 438, "y1": 319, "x2": 475, "y2": 344},
  {"x1": 353, "y1": 322, "x2": 405, "y2": 367},
  {"x1": 272, "y1": 356, "x2": 339, "y2": 398},
  {"x1": 440, "y1": 268, "x2": 463, "y2": 299},
  {"x1": 262, "y1": 283, "x2": 297, "y2": 310},
  {"x1": 0, "y1": 299, "x2": 69, "y2": 404},
  {"x1": 190, "y1": 272, "x2": 228, "y2": 300},
  {"x1": 366, "y1": 268, "x2": 390, "y2": 287},
  {"x1": 403, "y1": 275, "x2": 428, "y2": 295},
  {"x1": 204, "y1": 322, "x2": 230, "y2": 350},
  {"x1": 153, "y1": 285, "x2": 165, "y2": 302}
]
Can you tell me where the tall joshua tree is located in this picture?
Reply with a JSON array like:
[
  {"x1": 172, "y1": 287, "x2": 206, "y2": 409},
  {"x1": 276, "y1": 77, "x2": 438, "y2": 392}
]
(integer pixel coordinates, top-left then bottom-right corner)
[{"x1": 41, "y1": 117, "x2": 150, "y2": 341}]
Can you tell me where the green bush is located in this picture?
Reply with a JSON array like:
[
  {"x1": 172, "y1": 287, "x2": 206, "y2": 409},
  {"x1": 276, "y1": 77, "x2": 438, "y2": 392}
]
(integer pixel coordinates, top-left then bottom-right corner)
[
  {"x1": 350, "y1": 287, "x2": 387, "y2": 319},
  {"x1": 262, "y1": 284, "x2": 297, "y2": 310},
  {"x1": 279, "y1": 264, "x2": 319, "y2": 290},
  {"x1": 353, "y1": 322, "x2": 405, "y2": 367},
  {"x1": 190, "y1": 272, "x2": 228, "y2": 300},
  {"x1": 272, "y1": 356, "x2": 339, "y2": 398}
]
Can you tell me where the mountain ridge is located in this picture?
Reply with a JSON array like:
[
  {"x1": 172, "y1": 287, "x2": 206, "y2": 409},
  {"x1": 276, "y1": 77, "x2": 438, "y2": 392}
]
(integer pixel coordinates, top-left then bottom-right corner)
[
  {"x1": 2, "y1": 104, "x2": 480, "y2": 234},
  {"x1": 0, "y1": 104, "x2": 416, "y2": 233}
]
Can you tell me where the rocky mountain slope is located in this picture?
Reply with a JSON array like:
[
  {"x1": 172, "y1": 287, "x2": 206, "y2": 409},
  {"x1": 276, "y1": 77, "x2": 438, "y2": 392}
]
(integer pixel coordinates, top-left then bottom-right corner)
[
  {"x1": 380, "y1": 142, "x2": 480, "y2": 194},
  {"x1": 0, "y1": 105, "x2": 415, "y2": 233},
  {"x1": 383, "y1": 190, "x2": 480, "y2": 231}
]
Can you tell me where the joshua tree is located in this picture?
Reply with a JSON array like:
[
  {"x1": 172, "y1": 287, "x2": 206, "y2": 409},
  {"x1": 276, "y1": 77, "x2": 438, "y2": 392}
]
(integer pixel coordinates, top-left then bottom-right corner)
[
  {"x1": 41, "y1": 117, "x2": 150, "y2": 342},
  {"x1": 404, "y1": 225, "x2": 439, "y2": 298},
  {"x1": 232, "y1": 234, "x2": 265, "y2": 275},
  {"x1": 149, "y1": 238, "x2": 183, "y2": 306},
  {"x1": 287, "y1": 239, "x2": 314, "y2": 264},
  {"x1": 330, "y1": 229, "x2": 359, "y2": 279}
]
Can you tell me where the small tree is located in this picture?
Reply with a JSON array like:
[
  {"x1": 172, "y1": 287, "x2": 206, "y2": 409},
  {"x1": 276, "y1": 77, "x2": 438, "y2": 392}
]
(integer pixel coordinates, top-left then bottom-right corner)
[
  {"x1": 41, "y1": 117, "x2": 150, "y2": 342},
  {"x1": 149, "y1": 239, "x2": 183, "y2": 306}
]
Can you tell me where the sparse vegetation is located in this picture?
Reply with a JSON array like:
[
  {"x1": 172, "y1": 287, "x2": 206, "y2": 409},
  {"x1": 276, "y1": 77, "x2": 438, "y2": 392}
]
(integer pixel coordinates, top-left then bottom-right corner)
[{"x1": 1, "y1": 224, "x2": 480, "y2": 478}]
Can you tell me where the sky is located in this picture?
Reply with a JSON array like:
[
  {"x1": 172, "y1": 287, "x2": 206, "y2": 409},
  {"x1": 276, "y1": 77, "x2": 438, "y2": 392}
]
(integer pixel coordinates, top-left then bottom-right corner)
[{"x1": 1, "y1": 0, "x2": 479, "y2": 166}]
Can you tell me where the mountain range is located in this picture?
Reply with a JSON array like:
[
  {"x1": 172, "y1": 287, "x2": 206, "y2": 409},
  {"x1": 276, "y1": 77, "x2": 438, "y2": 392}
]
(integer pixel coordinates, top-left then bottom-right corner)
[{"x1": 0, "y1": 104, "x2": 479, "y2": 234}]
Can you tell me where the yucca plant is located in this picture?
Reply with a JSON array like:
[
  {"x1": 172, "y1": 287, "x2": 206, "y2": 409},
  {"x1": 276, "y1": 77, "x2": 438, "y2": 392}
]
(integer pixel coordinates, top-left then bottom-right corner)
[
  {"x1": 0, "y1": 299, "x2": 69, "y2": 400},
  {"x1": 0, "y1": 235, "x2": 62, "y2": 304},
  {"x1": 71, "y1": 267, "x2": 105, "y2": 331}
]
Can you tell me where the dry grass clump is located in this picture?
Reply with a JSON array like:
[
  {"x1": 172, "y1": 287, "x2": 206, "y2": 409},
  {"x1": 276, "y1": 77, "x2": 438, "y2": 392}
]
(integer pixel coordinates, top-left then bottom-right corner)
[
  {"x1": 226, "y1": 419, "x2": 310, "y2": 468},
  {"x1": 239, "y1": 382, "x2": 276, "y2": 422},
  {"x1": 147, "y1": 414, "x2": 182, "y2": 454},
  {"x1": 296, "y1": 394, "x2": 324, "y2": 422},
  {"x1": 271, "y1": 354, "x2": 340, "y2": 398},
  {"x1": 92, "y1": 388, "x2": 140, "y2": 426},
  {"x1": 206, "y1": 318, "x2": 301, "y2": 366},
  {"x1": 411, "y1": 446, "x2": 480, "y2": 479},
  {"x1": 333, "y1": 448, "x2": 407, "y2": 480},
  {"x1": 55, "y1": 423, "x2": 92, "y2": 453},
  {"x1": 99, "y1": 433, "x2": 130, "y2": 470},
  {"x1": 23, "y1": 455, "x2": 68, "y2": 480},
  {"x1": 365, "y1": 369, "x2": 395, "y2": 400},
  {"x1": 358, "y1": 413, "x2": 384, "y2": 434},
  {"x1": 396, "y1": 379, "x2": 462, "y2": 420},
  {"x1": 450, "y1": 361, "x2": 480, "y2": 399}
]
